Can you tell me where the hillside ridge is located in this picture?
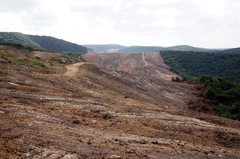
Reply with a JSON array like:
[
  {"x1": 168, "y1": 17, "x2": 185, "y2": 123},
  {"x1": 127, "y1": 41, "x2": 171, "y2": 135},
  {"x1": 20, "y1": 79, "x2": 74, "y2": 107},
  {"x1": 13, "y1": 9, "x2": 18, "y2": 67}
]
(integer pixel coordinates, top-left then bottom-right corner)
[{"x1": 0, "y1": 32, "x2": 88, "y2": 53}]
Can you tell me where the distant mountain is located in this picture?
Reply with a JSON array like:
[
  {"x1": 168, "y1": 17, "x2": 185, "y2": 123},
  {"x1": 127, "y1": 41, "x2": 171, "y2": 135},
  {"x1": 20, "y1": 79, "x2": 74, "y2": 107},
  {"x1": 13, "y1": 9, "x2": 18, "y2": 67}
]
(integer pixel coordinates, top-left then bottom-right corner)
[
  {"x1": 118, "y1": 46, "x2": 165, "y2": 52},
  {"x1": 117, "y1": 45, "x2": 219, "y2": 52},
  {"x1": 83, "y1": 44, "x2": 126, "y2": 52},
  {"x1": 166, "y1": 45, "x2": 218, "y2": 52},
  {"x1": 218, "y1": 47, "x2": 240, "y2": 54},
  {"x1": 0, "y1": 32, "x2": 88, "y2": 54}
]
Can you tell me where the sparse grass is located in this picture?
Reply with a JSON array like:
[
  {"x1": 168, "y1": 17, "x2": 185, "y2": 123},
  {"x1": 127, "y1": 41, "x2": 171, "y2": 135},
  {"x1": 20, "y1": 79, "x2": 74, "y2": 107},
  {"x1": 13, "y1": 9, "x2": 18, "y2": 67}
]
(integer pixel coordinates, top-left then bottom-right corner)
[
  {"x1": 15, "y1": 58, "x2": 31, "y2": 65},
  {"x1": 15, "y1": 58, "x2": 47, "y2": 68},
  {"x1": 48, "y1": 58, "x2": 62, "y2": 65},
  {"x1": 127, "y1": 53, "x2": 142, "y2": 59},
  {"x1": 33, "y1": 61, "x2": 47, "y2": 68},
  {"x1": 0, "y1": 54, "x2": 8, "y2": 60},
  {"x1": 42, "y1": 76, "x2": 50, "y2": 81}
]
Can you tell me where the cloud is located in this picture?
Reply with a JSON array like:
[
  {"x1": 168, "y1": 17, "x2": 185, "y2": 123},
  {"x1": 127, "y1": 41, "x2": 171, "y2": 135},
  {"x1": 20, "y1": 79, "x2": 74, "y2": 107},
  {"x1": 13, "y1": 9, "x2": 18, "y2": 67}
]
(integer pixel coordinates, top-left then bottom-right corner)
[
  {"x1": 0, "y1": 0, "x2": 240, "y2": 48},
  {"x1": 0, "y1": 0, "x2": 38, "y2": 13}
]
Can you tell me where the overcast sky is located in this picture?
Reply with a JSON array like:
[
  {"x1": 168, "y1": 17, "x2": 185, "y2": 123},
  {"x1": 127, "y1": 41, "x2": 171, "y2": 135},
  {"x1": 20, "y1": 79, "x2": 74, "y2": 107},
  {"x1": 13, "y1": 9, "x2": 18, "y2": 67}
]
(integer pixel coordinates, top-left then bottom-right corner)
[{"x1": 0, "y1": 0, "x2": 240, "y2": 48}]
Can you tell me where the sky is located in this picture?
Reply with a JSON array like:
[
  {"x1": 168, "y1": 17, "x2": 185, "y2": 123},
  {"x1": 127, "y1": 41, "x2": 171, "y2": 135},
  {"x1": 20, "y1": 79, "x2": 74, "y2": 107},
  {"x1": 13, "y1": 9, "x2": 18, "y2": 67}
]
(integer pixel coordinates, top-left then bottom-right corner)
[{"x1": 0, "y1": 0, "x2": 240, "y2": 48}]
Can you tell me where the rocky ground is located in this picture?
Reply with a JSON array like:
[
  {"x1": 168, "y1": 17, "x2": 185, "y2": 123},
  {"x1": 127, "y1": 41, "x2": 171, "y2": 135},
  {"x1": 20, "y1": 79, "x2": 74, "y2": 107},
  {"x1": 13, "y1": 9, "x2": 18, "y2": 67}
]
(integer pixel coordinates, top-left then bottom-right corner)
[{"x1": 0, "y1": 46, "x2": 240, "y2": 158}]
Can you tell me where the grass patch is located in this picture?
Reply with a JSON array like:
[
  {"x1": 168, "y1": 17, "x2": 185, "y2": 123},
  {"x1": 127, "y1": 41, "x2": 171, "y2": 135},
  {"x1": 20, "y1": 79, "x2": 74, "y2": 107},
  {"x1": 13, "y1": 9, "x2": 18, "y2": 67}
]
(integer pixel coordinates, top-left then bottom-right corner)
[
  {"x1": 42, "y1": 76, "x2": 50, "y2": 81},
  {"x1": 15, "y1": 58, "x2": 47, "y2": 68},
  {"x1": 0, "y1": 55, "x2": 8, "y2": 60},
  {"x1": 33, "y1": 61, "x2": 47, "y2": 68},
  {"x1": 15, "y1": 58, "x2": 31, "y2": 65},
  {"x1": 48, "y1": 58, "x2": 62, "y2": 65}
]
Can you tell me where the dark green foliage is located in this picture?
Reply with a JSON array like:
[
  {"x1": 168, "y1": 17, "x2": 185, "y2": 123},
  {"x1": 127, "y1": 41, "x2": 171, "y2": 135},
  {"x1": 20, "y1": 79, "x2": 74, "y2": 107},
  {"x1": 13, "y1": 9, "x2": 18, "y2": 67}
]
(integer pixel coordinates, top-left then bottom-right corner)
[
  {"x1": 161, "y1": 51, "x2": 240, "y2": 83},
  {"x1": 194, "y1": 75, "x2": 240, "y2": 120},
  {"x1": 205, "y1": 86, "x2": 216, "y2": 100},
  {"x1": 29, "y1": 35, "x2": 87, "y2": 54},
  {"x1": 0, "y1": 42, "x2": 36, "y2": 51},
  {"x1": 171, "y1": 76, "x2": 188, "y2": 82},
  {"x1": 0, "y1": 32, "x2": 42, "y2": 49},
  {"x1": 0, "y1": 32, "x2": 88, "y2": 54},
  {"x1": 219, "y1": 47, "x2": 240, "y2": 54},
  {"x1": 60, "y1": 52, "x2": 84, "y2": 60},
  {"x1": 0, "y1": 54, "x2": 8, "y2": 60},
  {"x1": 33, "y1": 61, "x2": 47, "y2": 68}
]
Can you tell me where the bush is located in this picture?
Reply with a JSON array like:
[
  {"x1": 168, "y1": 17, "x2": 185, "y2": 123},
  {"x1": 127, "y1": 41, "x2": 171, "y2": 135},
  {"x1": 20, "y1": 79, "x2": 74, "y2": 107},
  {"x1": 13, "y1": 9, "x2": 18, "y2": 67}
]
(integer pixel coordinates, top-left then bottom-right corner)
[
  {"x1": 195, "y1": 74, "x2": 240, "y2": 120},
  {"x1": 33, "y1": 61, "x2": 47, "y2": 68},
  {"x1": 0, "y1": 55, "x2": 8, "y2": 60},
  {"x1": 48, "y1": 58, "x2": 62, "y2": 65},
  {"x1": 205, "y1": 86, "x2": 216, "y2": 100}
]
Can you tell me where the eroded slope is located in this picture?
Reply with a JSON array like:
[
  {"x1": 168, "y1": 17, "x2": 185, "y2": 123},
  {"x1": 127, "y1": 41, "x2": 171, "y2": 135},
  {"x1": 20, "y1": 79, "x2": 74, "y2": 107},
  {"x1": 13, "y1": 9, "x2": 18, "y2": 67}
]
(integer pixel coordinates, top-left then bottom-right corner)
[
  {"x1": 83, "y1": 52, "x2": 179, "y2": 80},
  {"x1": 0, "y1": 47, "x2": 240, "y2": 158}
]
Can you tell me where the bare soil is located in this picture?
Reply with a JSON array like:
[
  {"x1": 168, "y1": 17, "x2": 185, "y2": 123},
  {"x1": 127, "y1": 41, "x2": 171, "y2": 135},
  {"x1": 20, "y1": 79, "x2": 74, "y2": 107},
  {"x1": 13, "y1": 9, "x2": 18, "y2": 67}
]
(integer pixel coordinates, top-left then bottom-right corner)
[
  {"x1": 0, "y1": 46, "x2": 240, "y2": 159},
  {"x1": 83, "y1": 52, "x2": 179, "y2": 80}
]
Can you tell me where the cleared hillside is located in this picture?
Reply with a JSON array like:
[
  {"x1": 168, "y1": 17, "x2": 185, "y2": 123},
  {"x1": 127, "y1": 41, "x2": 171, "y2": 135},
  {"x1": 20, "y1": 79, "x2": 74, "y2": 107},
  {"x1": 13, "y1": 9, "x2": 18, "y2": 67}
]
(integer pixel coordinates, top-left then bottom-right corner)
[
  {"x1": 1, "y1": 46, "x2": 240, "y2": 158},
  {"x1": 83, "y1": 52, "x2": 179, "y2": 80},
  {"x1": 0, "y1": 32, "x2": 88, "y2": 53}
]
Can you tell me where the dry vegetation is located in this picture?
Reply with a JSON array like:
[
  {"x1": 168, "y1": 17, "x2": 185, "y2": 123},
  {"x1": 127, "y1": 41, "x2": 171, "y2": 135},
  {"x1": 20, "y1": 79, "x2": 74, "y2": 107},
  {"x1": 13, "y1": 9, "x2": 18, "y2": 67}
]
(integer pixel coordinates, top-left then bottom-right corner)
[{"x1": 0, "y1": 46, "x2": 240, "y2": 158}]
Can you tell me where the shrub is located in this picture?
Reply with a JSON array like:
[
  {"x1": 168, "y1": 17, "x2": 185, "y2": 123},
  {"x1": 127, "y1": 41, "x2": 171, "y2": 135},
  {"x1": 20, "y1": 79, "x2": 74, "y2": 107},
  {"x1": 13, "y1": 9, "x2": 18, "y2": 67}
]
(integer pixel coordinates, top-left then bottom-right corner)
[
  {"x1": 33, "y1": 61, "x2": 47, "y2": 68},
  {"x1": 0, "y1": 55, "x2": 8, "y2": 60}
]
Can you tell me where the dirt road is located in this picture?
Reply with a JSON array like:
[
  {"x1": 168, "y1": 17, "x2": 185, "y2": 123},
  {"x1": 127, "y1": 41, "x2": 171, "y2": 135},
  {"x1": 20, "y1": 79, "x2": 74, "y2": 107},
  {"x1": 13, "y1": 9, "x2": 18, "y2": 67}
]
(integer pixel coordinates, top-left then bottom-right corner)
[
  {"x1": 64, "y1": 62, "x2": 87, "y2": 76},
  {"x1": 142, "y1": 52, "x2": 148, "y2": 66},
  {"x1": 83, "y1": 52, "x2": 179, "y2": 80}
]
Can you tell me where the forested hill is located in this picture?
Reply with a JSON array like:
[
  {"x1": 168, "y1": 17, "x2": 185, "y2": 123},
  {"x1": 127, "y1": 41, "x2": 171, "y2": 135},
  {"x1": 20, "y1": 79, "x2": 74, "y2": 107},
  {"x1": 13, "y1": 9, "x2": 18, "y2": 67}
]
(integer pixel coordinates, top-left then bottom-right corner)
[
  {"x1": 218, "y1": 47, "x2": 240, "y2": 54},
  {"x1": 161, "y1": 51, "x2": 240, "y2": 83},
  {"x1": 117, "y1": 45, "x2": 219, "y2": 52},
  {"x1": 0, "y1": 32, "x2": 88, "y2": 54},
  {"x1": 167, "y1": 45, "x2": 217, "y2": 52}
]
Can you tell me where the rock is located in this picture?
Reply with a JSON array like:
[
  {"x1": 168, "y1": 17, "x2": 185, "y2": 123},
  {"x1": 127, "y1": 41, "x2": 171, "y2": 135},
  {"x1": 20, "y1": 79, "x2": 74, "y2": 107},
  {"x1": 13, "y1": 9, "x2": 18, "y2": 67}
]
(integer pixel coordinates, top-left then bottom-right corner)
[
  {"x1": 152, "y1": 141, "x2": 158, "y2": 144},
  {"x1": 62, "y1": 154, "x2": 78, "y2": 159},
  {"x1": 139, "y1": 139, "x2": 147, "y2": 144},
  {"x1": 0, "y1": 111, "x2": 4, "y2": 114},
  {"x1": 126, "y1": 149, "x2": 135, "y2": 153},
  {"x1": 91, "y1": 120, "x2": 97, "y2": 124},
  {"x1": 73, "y1": 120, "x2": 81, "y2": 124},
  {"x1": 108, "y1": 155, "x2": 122, "y2": 159}
]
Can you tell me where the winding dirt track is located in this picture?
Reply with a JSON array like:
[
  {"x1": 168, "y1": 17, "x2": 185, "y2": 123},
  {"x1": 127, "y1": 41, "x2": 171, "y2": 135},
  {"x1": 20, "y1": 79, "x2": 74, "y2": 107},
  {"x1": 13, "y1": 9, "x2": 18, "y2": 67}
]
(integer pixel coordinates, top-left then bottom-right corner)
[
  {"x1": 142, "y1": 52, "x2": 148, "y2": 66},
  {"x1": 64, "y1": 62, "x2": 87, "y2": 76}
]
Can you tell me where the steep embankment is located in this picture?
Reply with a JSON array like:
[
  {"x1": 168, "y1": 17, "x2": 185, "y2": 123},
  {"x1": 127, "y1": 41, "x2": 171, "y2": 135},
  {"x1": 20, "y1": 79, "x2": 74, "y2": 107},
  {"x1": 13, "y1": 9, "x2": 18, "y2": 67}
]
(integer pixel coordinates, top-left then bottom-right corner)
[
  {"x1": 83, "y1": 52, "x2": 179, "y2": 80},
  {"x1": 0, "y1": 46, "x2": 240, "y2": 158}
]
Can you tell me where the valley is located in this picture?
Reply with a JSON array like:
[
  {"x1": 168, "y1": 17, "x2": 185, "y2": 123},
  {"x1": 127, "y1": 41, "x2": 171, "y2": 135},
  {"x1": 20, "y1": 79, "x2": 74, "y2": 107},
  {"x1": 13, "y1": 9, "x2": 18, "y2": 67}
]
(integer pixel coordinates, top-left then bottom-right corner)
[{"x1": 0, "y1": 46, "x2": 240, "y2": 158}]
